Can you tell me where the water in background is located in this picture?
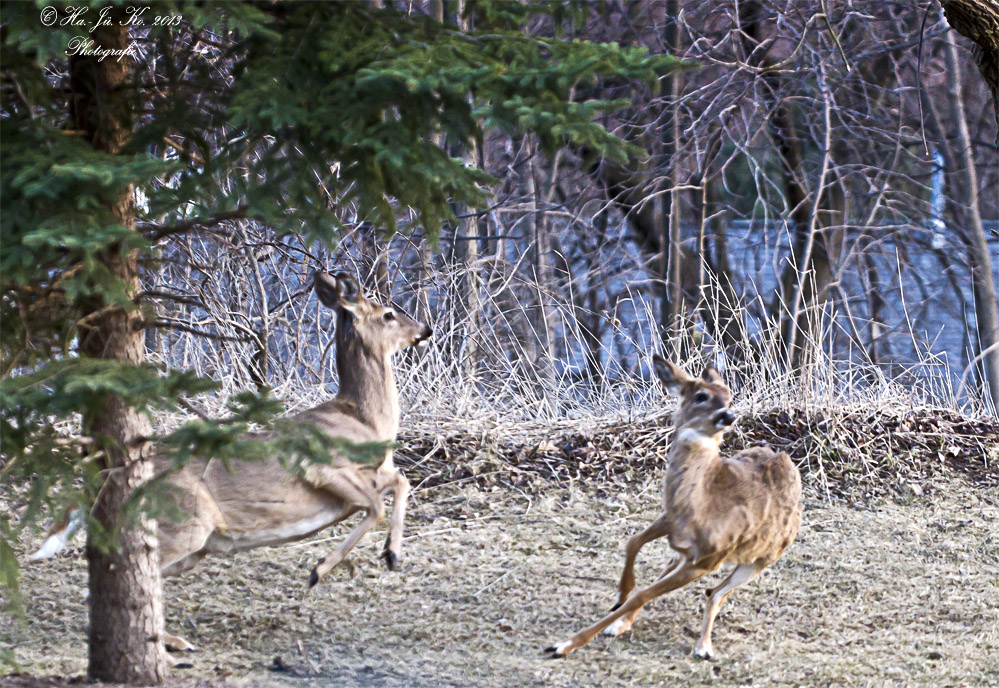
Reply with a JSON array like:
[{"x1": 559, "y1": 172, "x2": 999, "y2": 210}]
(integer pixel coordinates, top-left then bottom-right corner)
[{"x1": 553, "y1": 216, "x2": 999, "y2": 405}]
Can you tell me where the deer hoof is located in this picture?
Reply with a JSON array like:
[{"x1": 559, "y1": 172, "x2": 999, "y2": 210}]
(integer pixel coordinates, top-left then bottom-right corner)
[
  {"x1": 609, "y1": 600, "x2": 622, "y2": 612},
  {"x1": 383, "y1": 549, "x2": 398, "y2": 571},
  {"x1": 307, "y1": 557, "x2": 327, "y2": 588},
  {"x1": 693, "y1": 646, "x2": 713, "y2": 661},
  {"x1": 543, "y1": 641, "x2": 572, "y2": 658}
]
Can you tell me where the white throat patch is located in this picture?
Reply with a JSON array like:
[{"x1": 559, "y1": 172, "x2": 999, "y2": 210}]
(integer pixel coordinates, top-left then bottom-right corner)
[{"x1": 676, "y1": 427, "x2": 718, "y2": 451}]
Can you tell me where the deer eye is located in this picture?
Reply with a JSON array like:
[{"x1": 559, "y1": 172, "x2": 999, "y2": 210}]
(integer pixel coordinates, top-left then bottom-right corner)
[
  {"x1": 694, "y1": 391, "x2": 710, "y2": 403},
  {"x1": 383, "y1": 311, "x2": 396, "y2": 322}
]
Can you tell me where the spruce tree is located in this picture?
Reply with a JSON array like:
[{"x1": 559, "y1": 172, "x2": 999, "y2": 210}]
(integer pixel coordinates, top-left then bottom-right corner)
[{"x1": 1, "y1": 2, "x2": 679, "y2": 681}]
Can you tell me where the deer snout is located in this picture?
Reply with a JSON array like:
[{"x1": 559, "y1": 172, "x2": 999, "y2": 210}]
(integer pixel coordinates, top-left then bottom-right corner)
[
  {"x1": 713, "y1": 409, "x2": 736, "y2": 429},
  {"x1": 414, "y1": 324, "x2": 432, "y2": 347}
]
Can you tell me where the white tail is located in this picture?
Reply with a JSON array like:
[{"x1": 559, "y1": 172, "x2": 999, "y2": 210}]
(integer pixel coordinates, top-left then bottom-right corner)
[
  {"x1": 30, "y1": 271, "x2": 431, "y2": 647},
  {"x1": 545, "y1": 355, "x2": 802, "y2": 659},
  {"x1": 29, "y1": 507, "x2": 84, "y2": 560}
]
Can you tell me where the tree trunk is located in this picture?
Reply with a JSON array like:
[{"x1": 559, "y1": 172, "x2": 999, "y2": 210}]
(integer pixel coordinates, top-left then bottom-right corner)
[
  {"x1": 411, "y1": 0, "x2": 445, "y2": 341},
  {"x1": 578, "y1": 3, "x2": 683, "y2": 349},
  {"x1": 943, "y1": 29, "x2": 999, "y2": 409},
  {"x1": 71, "y1": 23, "x2": 168, "y2": 684},
  {"x1": 862, "y1": 246, "x2": 888, "y2": 367},
  {"x1": 242, "y1": 228, "x2": 270, "y2": 390},
  {"x1": 702, "y1": 176, "x2": 743, "y2": 357},
  {"x1": 455, "y1": 144, "x2": 482, "y2": 382},
  {"x1": 584, "y1": 211, "x2": 609, "y2": 387},
  {"x1": 941, "y1": 0, "x2": 999, "y2": 133},
  {"x1": 526, "y1": 140, "x2": 557, "y2": 407},
  {"x1": 455, "y1": 0, "x2": 481, "y2": 382},
  {"x1": 659, "y1": 0, "x2": 683, "y2": 348},
  {"x1": 740, "y1": 0, "x2": 832, "y2": 370},
  {"x1": 359, "y1": 223, "x2": 391, "y2": 302},
  {"x1": 778, "y1": 68, "x2": 834, "y2": 370}
]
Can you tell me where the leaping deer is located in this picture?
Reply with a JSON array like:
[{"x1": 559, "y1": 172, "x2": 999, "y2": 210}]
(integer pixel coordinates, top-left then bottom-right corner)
[
  {"x1": 545, "y1": 356, "x2": 801, "y2": 659},
  {"x1": 30, "y1": 271, "x2": 431, "y2": 648}
]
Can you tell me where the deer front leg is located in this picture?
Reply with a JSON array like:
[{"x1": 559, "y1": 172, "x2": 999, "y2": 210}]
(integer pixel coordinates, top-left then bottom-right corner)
[
  {"x1": 308, "y1": 475, "x2": 386, "y2": 588},
  {"x1": 545, "y1": 559, "x2": 704, "y2": 658},
  {"x1": 381, "y1": 471, "x2": 410, "y2": 571},
  {"x1": 604, "y1": 548, "x2": 681, "y2": 638},
  {"x1": 609, "y1": 514, "x2": 671, "y2": 613}
]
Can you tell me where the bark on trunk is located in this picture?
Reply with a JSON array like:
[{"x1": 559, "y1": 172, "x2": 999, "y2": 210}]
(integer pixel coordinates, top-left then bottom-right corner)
[
  {"x1": 941, "y1": 0, "x2": 999, "y2": 133},
  {"x1": 71, "y1": 23, "x2": 168, "y2": 684}
]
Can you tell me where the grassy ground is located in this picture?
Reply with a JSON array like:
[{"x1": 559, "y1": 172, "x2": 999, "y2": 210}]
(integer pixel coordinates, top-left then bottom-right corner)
[{"x1": 4, "y1": 468, "x2": 997, "y2": 688}]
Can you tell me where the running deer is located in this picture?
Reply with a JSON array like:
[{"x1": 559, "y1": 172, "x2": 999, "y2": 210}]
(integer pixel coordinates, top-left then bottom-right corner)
[
  {"x1": 31, "y1": 272, "x2": 431, "y2": 648},
  {"x1": 545, "y1": 356, "x2": 801, "y2": 659}
]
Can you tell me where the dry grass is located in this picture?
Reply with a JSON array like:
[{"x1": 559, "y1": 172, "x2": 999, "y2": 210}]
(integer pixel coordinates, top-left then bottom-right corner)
[{"x1": 4, "y1": 426, "x2": 998, "y2": 688}]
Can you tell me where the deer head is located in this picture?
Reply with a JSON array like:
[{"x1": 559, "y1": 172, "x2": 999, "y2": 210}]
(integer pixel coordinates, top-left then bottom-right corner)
[
  {"x1": 652, "y1": 355, "x2": 735, "y2": 438},
  {"x1": 314, "y1": 272, "x2": 431, "y2": 360}
]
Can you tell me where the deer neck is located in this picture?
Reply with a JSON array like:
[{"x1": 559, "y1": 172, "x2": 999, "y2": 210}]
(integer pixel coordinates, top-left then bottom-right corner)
[
  {"x1": 335, "y1": 331, "x2": 400, "y2": 441},
  {"x1": 666, "y1": 426, "x2": 723, "y2": 478}
]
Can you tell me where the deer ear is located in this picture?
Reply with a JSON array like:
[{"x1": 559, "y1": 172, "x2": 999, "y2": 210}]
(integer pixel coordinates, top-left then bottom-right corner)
[
  {"x1": 313, "y1": 272, "x2": 362, "y2": 311},
  {"x1": 653, "y1": 355, "x2": 692, "y2": 395},
  {"x1": 701, "y1": 366, "x2": 724, "y2": 386},
  {"x1": 333, "y1": 272, "x2": 361, "y2": 305},
  {"x1": 314, "y1": 272, "x2": 340, "y2": 308}
]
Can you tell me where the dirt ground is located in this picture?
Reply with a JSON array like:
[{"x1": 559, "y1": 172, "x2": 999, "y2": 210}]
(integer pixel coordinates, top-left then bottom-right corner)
[{"x1": 3, "y1": 472, "x2": 998, "y2": 688}]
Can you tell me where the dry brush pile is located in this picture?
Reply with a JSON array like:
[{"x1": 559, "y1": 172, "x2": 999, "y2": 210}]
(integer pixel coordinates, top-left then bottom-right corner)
[{"x1": 396, "y1": 406, "x2": 999, "y2": 501}]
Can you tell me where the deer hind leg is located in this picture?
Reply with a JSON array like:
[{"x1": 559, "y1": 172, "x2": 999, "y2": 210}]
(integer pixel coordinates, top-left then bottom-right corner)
[
  {"x1": 381, "y1": 471, "x2": 410, "y2": 571},
  {"x1": 546, "y1": 558, "x2": 705, "y2": 657},
  {"x1": 157, "y1": 487, "x2": 226, "y2": 653},
  {"x1": 157, "y1": 521, "x2": 214, "y2": 654},
  {"x1": 159, "y1": 521, "x2": 213, "y2": 579},
  {"x1": 308, "y1": 474, "x2": 386, "y2": 588},
  {"x1": 159, "y1": 484, "x2": 224, "y2": 578},
  {"x1": 694, "y1": 561, "x2": 763, "y2": 660}
]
